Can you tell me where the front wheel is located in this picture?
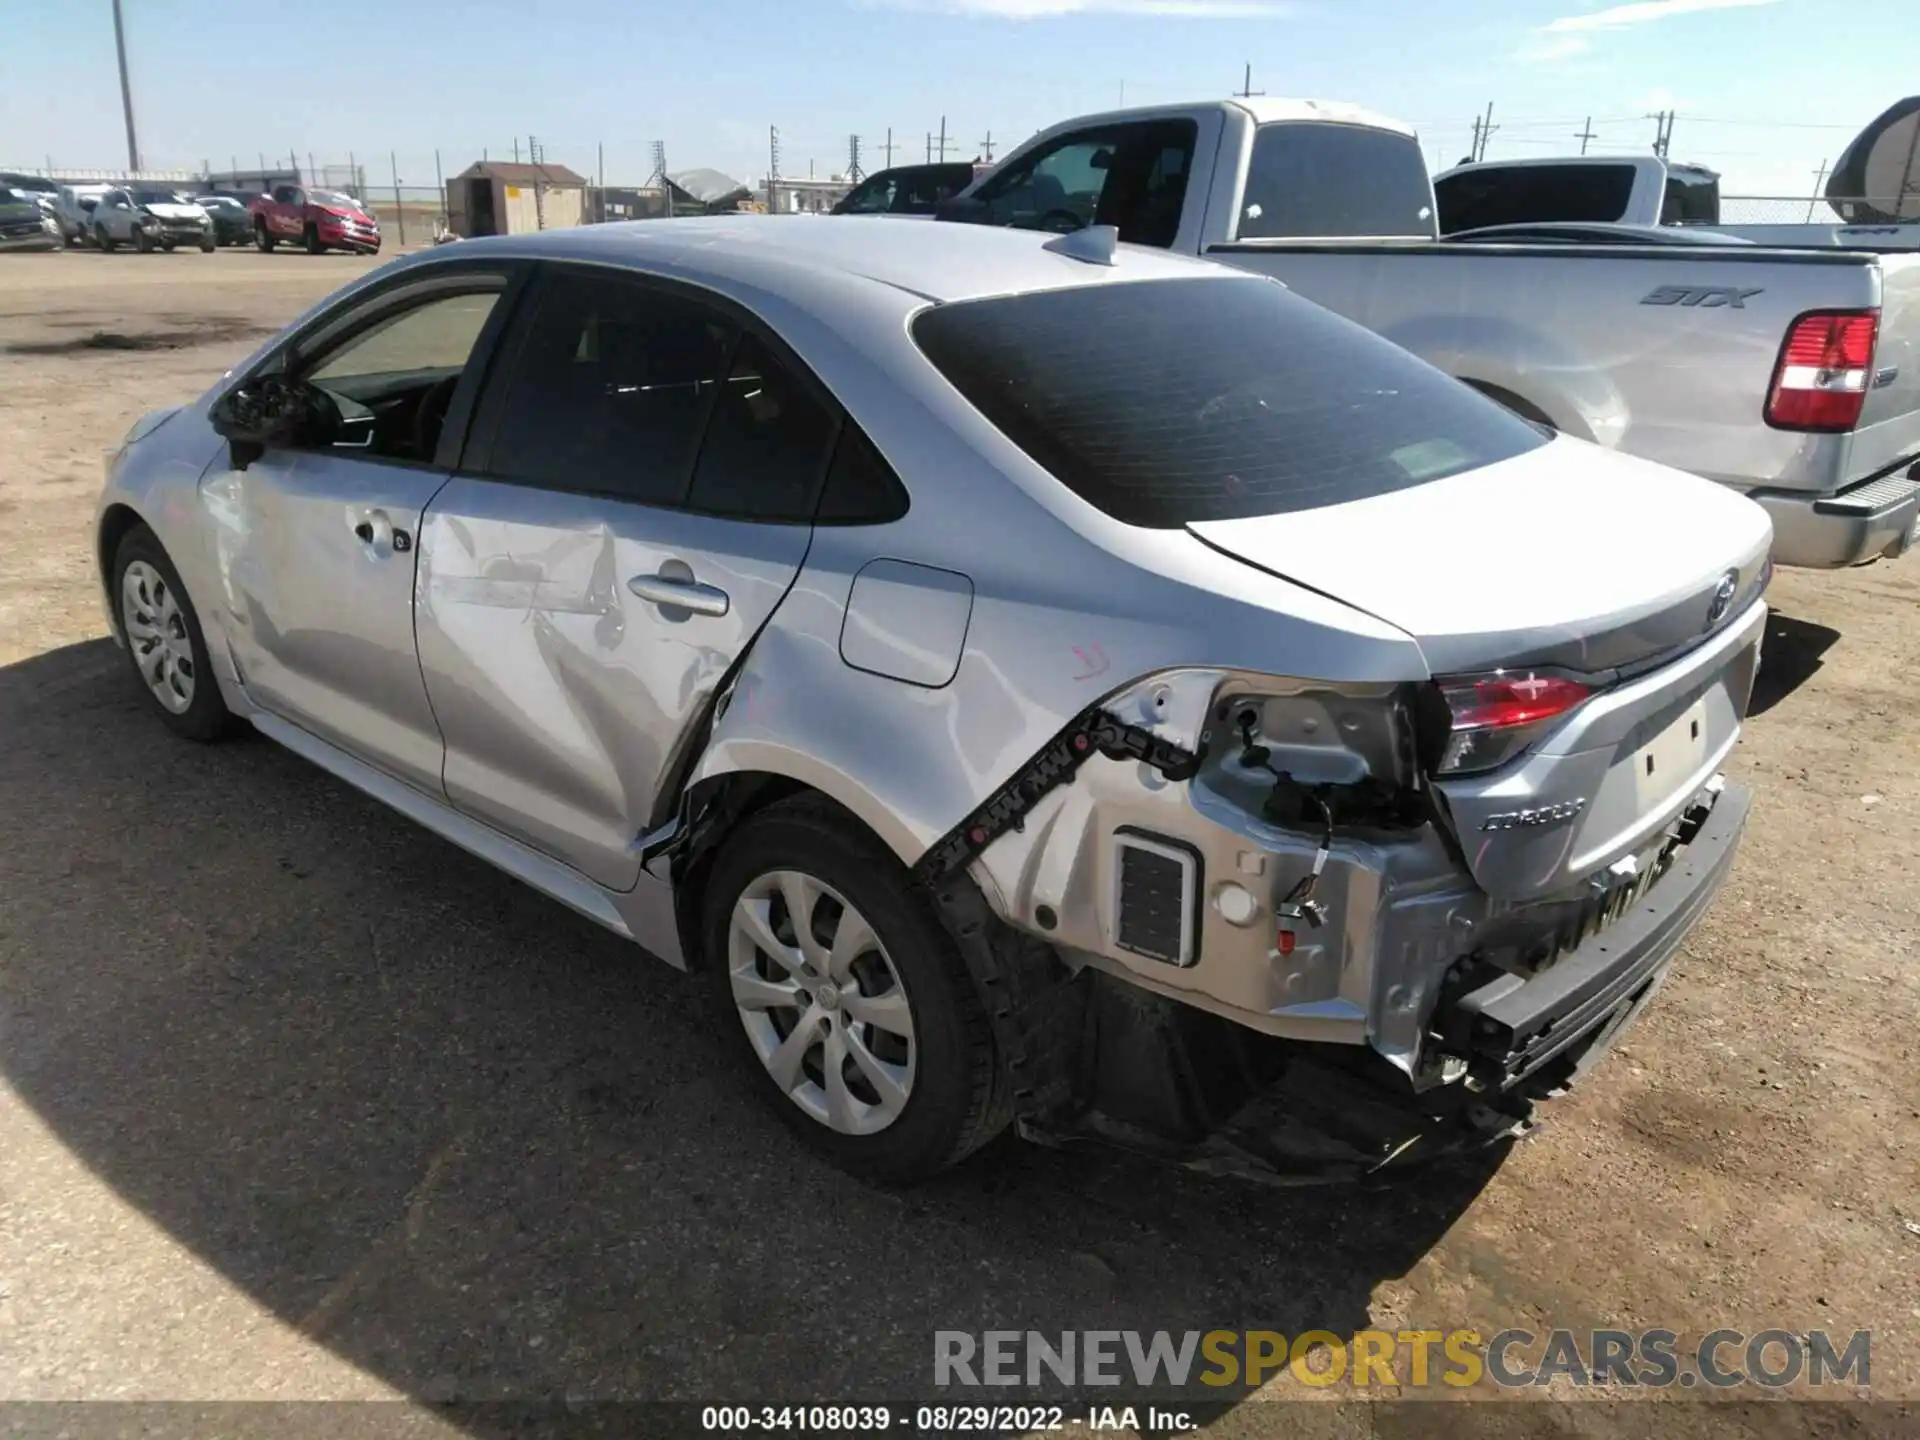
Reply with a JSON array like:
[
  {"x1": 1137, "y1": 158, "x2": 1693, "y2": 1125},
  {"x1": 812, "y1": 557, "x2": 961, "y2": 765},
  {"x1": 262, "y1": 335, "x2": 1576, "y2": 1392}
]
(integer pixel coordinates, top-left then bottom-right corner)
[
  {"x1": 111, "y1": 526, "x2": 236, "y2": 743},
  {"x1": 700, "y1": 796, "x2": 1010, "y2": 1182},
  {"x1": 304, "y1": 223, "x2": 324, "y2": 255},
  {"x1": 95, "y1": 223, "x2": 115, "y2": 252},
  {"x1": 254, "y1": 219, "x2": 274, "y2": 251},
  {"x1": 199, "y1": 236, "x2": 216, "y2": 253},
  {"x1": 133, "y1": 228, "x2": 153, "y2": 253}
]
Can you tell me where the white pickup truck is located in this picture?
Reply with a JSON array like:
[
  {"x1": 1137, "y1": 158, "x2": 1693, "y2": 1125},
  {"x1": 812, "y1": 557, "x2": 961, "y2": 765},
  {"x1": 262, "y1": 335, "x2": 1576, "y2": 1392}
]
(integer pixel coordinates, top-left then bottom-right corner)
[
  {"x1": 1434, "y1": 153, "x2": 1920, "y2": 252},
  {"x1": 935, "y1": 98, "x2": 1920, "y2": 569}
]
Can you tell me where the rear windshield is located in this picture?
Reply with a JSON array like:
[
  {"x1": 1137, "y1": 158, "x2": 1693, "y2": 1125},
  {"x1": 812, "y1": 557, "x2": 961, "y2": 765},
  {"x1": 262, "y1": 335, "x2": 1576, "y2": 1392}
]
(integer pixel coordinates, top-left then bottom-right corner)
[
  {"x1": 1238, "y1": 123, "x2": 1436, "y2": 239},
  {"x1": 1436, "y1": 164, "x2": 1636, "y2": 234},
  {"x1": 912, "y1": 276, "x2": 1547, "y2": 528}
]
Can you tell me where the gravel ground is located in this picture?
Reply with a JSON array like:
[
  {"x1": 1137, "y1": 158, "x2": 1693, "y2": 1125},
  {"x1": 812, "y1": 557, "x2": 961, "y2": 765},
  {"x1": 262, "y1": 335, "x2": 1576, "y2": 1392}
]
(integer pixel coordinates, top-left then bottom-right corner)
[{"x1": 0, "y1": 248, "x2": 1915, "y2": 1436}]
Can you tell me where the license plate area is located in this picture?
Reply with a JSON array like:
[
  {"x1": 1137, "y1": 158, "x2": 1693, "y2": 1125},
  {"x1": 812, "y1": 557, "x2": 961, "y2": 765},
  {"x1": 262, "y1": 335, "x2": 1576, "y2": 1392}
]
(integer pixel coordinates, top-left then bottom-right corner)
[{"x1": 1632, "y1": 697, "x2": 1711, "y2": 813}]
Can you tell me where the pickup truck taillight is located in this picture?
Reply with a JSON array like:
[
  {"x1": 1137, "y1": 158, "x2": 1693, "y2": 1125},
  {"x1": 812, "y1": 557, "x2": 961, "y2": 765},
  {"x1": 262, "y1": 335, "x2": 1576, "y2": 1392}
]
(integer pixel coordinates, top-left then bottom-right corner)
[
  {"x1": 1765, "y1": 309, "x2": 1879, "y2": 433},
  {"x1": 1433, "y1": 672, "x2": 1591, "y2": 776}
]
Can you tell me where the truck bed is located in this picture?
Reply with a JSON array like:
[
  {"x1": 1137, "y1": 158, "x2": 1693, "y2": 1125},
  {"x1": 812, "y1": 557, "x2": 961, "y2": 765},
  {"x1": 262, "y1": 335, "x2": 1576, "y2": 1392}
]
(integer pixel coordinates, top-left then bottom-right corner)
[{"x1": 1210, "y1": 237, "x2": 1920, "y2": 507}]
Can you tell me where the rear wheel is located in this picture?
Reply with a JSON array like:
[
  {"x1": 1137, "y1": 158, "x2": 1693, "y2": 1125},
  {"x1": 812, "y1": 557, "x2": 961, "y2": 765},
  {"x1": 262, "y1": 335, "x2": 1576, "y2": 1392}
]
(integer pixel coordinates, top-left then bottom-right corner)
[
  {"x1": 254, "y1": 219, "x2": 274, "y2": 251},
  {"x1": 111, "y1": 525, "x2": 236, "y2": 743},
  {"x1": 304, "y1": 223, "x2": 324, "y2": 255},
  {"x1": 701, "y1": 796, "x2": 1010, "y2": 1182}
]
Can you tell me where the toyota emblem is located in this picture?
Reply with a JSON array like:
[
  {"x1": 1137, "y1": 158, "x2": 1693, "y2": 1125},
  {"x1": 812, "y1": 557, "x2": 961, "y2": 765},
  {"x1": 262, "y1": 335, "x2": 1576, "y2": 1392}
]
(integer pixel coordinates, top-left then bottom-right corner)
[{"x1": 1706, "y1": 569, "x2": 1739, "y2": 627}]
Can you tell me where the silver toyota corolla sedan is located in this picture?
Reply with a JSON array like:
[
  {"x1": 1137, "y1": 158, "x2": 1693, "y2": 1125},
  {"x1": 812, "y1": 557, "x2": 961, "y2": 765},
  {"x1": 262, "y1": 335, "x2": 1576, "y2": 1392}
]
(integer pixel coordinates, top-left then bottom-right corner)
[{"x1": 95, "y1": 216, "x2": 1772, "y2": 1183}]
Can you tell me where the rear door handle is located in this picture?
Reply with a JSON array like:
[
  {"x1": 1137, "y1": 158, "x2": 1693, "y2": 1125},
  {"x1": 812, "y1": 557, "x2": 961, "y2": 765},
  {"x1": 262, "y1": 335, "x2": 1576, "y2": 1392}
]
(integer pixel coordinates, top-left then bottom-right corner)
[{"x1": 627, "y1": 573, "x2": 730, "y2": 617}]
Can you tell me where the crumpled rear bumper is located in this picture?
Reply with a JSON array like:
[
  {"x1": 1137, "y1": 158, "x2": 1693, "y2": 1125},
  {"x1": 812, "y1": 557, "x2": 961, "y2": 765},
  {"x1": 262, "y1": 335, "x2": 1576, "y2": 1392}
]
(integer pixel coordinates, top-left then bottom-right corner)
[{"x1": 1441, "y1": 779, "x2": 1750, "y2": 1092}]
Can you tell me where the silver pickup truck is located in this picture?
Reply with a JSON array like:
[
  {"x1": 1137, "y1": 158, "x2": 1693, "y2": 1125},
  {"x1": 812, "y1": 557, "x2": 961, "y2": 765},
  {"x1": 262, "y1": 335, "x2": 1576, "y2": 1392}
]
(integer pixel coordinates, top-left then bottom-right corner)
[{"x1": 937, "y1": 98, "x2": 1920, "y2": 569}]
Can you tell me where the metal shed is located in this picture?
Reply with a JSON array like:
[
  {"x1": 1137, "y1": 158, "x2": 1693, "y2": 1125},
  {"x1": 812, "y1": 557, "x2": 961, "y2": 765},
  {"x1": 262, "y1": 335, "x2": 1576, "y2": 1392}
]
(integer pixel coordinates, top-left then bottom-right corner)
[{"x1": 446, "y1": 160, "x2": 590, "y2": 237}]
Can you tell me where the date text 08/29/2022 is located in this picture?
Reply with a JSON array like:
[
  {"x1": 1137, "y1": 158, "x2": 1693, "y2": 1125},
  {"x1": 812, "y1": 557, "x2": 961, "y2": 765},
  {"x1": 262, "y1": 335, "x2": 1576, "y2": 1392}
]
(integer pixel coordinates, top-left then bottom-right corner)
[{"x1": 699, "y1": 1407, "x2": 1198, "y2": 1433}]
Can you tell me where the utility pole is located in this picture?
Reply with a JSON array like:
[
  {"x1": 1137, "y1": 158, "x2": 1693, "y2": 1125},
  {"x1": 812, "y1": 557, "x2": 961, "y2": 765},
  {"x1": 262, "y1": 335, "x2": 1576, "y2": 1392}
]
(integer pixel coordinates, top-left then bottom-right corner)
[
  {"x1": 881, "y1": 127, "x2": 895, "y2": 169},
  {"x1": 979, "y1": 131, "x2": 994, "y2": 163},
  {"x1": 389, "y1": 152, "x2": 405, "y2": 246},
  {"x1": 1646, "y1": 109, "x2": 1675, "y2": 158},
  {"x1": 847, "y1": 134, "x2": 864, "y2": 184},
  {"x1": 595, "y1": 140, "x2": 604, "y2": 221},
  {"x1": 111, "y1": 0, "x2": 141, "y2": 171},
  {"x1": 1576, "y1": 116, "x2": 1597, "y2": 155},
  {"x1": 1470, "y1": 103, "x2": 1498, "y2": 163},
  {"x1": 1808, "y1": 159, "x2": 1829, "y2": 221},
  {"x1": 1234, "y1": 63, "x2": 1264, "y2": 98},
  {"x1": 768, "y1": 126, "x2": 781, "y2": 213},
  {"x1": 937, "y1": 115, "x2": 948, "y2": 163},
  {"x1": 513, "y1": 138, "x2": 521, "y2": 164}
]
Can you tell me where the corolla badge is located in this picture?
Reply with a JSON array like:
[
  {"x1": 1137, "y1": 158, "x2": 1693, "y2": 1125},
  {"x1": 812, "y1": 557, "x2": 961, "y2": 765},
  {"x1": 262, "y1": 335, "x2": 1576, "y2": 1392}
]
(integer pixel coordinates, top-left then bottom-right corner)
[
  {"x1": 1707, "y1": 569, "x2": 1739, "y2": 627},
  {"x1": 1481, "y1": 800, "x2": 1587, "y2": 832}
]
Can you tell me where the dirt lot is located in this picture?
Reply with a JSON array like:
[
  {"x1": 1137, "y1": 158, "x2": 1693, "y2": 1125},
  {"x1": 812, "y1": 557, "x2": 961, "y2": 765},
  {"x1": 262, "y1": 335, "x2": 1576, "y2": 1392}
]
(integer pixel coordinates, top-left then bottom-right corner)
[{"x1": 0, "y1": 248, "x2": 1915, "y2": 1432}]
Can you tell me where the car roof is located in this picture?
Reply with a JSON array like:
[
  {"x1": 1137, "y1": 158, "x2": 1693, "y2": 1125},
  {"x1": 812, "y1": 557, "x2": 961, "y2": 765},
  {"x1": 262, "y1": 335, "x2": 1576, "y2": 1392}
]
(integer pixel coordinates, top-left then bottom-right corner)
[{"x1": 425, "y1": 213, "x2": 1243, "y2": 306}]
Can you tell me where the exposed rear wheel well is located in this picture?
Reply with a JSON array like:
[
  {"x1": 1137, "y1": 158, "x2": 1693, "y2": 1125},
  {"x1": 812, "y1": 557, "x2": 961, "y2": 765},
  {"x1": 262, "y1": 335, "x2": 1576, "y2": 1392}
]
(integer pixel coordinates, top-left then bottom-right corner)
[
  {"x1": 671, "y1": 772, "x2": 872, "y2": 963},
  {"x1": 97, "y1": 504, "x2": 147, "y2": 633}
]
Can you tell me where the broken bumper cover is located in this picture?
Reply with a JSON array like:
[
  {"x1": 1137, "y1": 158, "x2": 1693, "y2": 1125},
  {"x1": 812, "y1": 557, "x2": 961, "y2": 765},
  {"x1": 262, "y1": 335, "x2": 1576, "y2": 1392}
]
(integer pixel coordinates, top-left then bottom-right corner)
[{"x1": 1450, "y1": 778, "x2": 1751, "y2": 1090}]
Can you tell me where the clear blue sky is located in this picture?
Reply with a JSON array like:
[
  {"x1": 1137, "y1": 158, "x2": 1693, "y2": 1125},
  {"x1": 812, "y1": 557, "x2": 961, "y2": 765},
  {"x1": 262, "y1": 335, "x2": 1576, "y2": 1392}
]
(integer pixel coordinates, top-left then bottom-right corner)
[{"x1": 3, "y1": 0, "x2": 1913, "y2": 194}]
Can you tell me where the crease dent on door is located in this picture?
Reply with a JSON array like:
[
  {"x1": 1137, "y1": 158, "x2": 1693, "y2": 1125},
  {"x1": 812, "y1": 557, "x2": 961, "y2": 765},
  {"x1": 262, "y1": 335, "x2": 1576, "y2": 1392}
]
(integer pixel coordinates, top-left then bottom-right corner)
[{"x1": 415, "y1": 481, "x2": 813, "y2": 894}]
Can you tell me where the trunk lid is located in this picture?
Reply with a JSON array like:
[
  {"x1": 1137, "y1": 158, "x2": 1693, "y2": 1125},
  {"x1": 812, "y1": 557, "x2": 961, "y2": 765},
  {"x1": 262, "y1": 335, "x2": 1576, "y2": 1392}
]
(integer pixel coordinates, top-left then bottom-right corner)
[
  {"x1": 1190, "y1": 436, "x2": 1773, "y2": 903},
  {"x1": 1188, "y1": 435, "x2": 1771, "y2": 677}
]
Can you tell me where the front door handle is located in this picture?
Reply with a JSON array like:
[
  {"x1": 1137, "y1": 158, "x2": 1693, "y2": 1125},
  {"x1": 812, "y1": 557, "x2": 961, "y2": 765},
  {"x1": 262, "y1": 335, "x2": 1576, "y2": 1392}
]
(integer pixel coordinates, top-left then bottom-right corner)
[
  {"x1": 627, "y1": 572, "x2": 730, "y2": 617},
  {"x1": 351, "y1": 510, "x2": 410, "y2": 555}
]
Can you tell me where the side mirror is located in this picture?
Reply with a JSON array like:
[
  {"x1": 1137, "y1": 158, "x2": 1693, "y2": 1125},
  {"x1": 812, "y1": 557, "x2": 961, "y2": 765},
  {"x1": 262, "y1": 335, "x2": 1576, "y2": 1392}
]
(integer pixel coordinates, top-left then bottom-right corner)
[{"x1": 210, "y1": 376, "x2": 340, "y2": 470}]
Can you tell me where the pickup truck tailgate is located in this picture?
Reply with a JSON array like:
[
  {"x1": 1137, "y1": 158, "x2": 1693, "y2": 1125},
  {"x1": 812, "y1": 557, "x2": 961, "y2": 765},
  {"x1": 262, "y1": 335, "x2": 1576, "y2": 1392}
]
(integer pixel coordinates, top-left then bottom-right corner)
[{"x1": 1853, "y1": 251, "x2": 1920, "y2": 483}]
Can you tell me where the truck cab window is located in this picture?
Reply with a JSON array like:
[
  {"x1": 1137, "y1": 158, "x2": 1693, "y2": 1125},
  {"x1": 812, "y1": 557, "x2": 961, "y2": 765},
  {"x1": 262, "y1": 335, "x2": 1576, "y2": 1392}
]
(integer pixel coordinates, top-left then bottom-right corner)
[{"x1": 970, "y1": 121, "x2": 1196, "y2": 246}]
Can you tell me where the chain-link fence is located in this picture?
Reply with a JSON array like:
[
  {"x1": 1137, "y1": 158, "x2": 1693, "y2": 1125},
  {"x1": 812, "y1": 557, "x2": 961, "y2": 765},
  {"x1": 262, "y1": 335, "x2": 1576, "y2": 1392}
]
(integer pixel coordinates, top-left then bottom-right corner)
[{"x1": 1719, "y1": 194, "x2": 1919, "y2": 225}]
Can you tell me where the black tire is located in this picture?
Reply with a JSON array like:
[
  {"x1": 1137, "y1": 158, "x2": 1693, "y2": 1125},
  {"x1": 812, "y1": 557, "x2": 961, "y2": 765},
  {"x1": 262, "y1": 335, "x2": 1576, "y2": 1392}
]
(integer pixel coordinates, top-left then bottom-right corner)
[
  {"x1": 160, "y1": 239, "x2": 176, "y2": 252},
  {"x1": 95, "y1": 223, "x2": 115, "y2": 253},
  {"x1": 133, "y1": 227, "x2": 153, "y2": 253},
  {"x1": 700, "y1": 796, "x2": 1010, "y2": 1182},
  {"x1": 254, "y1": 219, "x2": 274, "y2": 251},
  {"x1": 110, "y1": 525, "x2": 236, "y2": 744},
  {"x1": 304, "y1": 223, "x2": 324, "y2": 255},
  {"x1": 199, "y1": 235, "x2": 216, "y2": 253}
]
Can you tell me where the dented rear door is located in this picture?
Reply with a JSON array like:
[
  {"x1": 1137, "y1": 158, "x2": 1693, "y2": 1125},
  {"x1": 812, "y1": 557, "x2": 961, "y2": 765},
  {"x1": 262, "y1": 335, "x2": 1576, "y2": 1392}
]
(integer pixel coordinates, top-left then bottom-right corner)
[{"x1": 413, "y1": 265, "x2": 834, "y2": 893}]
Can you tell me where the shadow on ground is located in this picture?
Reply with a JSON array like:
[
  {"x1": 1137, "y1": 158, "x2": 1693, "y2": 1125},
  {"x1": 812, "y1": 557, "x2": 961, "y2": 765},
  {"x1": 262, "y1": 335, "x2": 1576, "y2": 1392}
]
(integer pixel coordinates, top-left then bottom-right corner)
[
  {"x1": 1748, "y1": 612, "x2": 1842, "y2": 718},
  {"x1": 0, "y1": 640, "x2": 1501, "y2": 1415}
]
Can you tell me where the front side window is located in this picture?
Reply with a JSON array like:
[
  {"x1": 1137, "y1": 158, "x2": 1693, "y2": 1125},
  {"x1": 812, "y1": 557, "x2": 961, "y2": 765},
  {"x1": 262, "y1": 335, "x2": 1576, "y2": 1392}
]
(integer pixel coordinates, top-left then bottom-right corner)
[
  {"x1": 912, "y1": 276, "x2": 1547, "y2": 528},
  {"x1": 1239, "y1": 124, "x2": 1436, "y2": 240},
  {"x1": 971, "y1": 122, "x2": 1196, "y2": 246},
  {"x1": 484, "y1": 271, "x2": 736, "y2": 506},
  {"x1": 293, "y1": 286, "x2": 502, "y2": 464},
  {"x1": 836, "y1": 174, "x2": 897, "y2": 214}
]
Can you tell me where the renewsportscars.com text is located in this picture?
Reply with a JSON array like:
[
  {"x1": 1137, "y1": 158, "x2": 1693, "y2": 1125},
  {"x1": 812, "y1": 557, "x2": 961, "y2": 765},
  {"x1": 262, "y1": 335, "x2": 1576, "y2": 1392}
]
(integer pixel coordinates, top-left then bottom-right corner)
[{"x1": 934, "y1": 1328, "x2": 1871, "y2": 1391}]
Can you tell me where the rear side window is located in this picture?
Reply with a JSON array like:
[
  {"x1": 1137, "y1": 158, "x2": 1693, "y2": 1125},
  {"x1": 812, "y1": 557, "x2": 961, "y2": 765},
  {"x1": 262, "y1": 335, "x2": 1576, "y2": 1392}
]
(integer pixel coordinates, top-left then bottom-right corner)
[
  {"x1": 1435, "y1": 164, "x2": 1636, "y2": 234},
  {"x1": 685, "y1": 333, "x2": 837, "y2": 521},
  {"x1": 912, "y1": 276, "x2": 1547, "y2": 528},
  {"x1": 487, "y1": 271, "x2": 735, "y2": 505},
  {"x1": 1239, "y1": 124, "x2": 1435, "y2": 239}
]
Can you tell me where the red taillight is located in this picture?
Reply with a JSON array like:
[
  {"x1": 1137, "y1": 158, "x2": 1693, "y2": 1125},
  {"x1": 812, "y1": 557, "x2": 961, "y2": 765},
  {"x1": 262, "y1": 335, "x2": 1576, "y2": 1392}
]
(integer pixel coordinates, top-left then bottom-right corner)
[
  {"x1": 1435, "y1": 673, "x2": 1591, "y2": 776},
  {"x1": 1766, "y1": 310, "x2": 1878, "y2": 433}
]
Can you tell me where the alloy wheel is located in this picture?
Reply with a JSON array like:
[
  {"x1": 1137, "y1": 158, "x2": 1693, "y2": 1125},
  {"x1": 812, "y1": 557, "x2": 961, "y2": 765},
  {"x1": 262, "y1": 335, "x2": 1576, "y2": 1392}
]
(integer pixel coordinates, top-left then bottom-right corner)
[
  {"x1": 120, "y1": 560, "x2": 195, "y2": 714},
  {"x1": 727, "y1": 869, "x2": 916, "y2": 1135}
]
